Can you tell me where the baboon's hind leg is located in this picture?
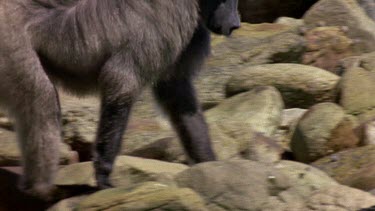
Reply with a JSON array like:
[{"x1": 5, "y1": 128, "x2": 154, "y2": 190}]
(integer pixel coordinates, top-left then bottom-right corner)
[{"x1": 0, "y1": 40, "x2": 61, "y2": 199}]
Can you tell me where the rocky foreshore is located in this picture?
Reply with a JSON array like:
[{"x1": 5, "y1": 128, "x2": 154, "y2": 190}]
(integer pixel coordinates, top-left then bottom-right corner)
[{"x1": 1, "y1": 0, "x2": 375, "y2": 210}]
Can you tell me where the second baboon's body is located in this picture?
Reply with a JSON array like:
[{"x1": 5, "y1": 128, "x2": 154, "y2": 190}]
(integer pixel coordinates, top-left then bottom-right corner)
[{"x1": 0, "y1": 0, "x2": 240, "y2": 199}]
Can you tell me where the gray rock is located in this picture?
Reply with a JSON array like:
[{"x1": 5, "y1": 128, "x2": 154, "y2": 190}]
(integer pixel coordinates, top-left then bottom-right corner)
[
  {"x1": 76, "y1": 182, "x2": 208, "y2": 211},
  {"x1": 54, "y1": 156, "x2": 188, "y2": 188},
  {"x1": 176, "y1": 160, "x2": 339, "y2": 211},
  {"x1": 306, "y1": 185, "x2": 375, "y2": 211},
  {"x1": 312, "y1": 145, "x2": 375, "y2": 191},
  {"x1": 206, "y1": 86, "x2": 284, "y2": 160},
  {"x1": 339, "y1": 66, "x2": 375, "y2": 120},
  {"x1": 226, "y1": 64, "x2": 339, "y2": 108}
]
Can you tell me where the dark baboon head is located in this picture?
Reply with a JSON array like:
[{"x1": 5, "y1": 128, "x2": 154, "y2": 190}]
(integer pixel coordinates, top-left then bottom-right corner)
[{"x1": 199, "y1": 0, "x2": 241, "y2": 36}]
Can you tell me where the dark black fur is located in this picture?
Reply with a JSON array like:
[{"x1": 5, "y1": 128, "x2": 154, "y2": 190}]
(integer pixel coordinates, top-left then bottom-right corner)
[{"x1": 0, "y1": 0, "x2": 240, "y2": 198}]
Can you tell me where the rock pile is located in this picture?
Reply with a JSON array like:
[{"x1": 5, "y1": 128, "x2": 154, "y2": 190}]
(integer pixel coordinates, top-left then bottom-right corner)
[{"x1": 1, "y1": 0, "x2": 375, "y2": 210}]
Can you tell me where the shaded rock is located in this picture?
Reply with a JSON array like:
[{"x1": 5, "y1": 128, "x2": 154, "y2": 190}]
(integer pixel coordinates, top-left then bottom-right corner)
[
  {"x1": 206, "y1": 86, "x2": 283, "y2": 159},
  {"x1": 238, "y1": 0, "x2": 318, "y2": 23},
  {"x1": 291, "y1": 103, "x2": 359, "y2": 163},
  {"x1": 306, "y1": 185, "x2": 375, "y2": 211},
  {"x1": 302, "y1": 26, "x2": 354, "y2": 73},
  {"x1": 0, "y1": 168, "x2": 51, "y2": 211},
  {"x1": 0, "y1": 128, "x2": 77, "y2": 166},
  {"x1": 196, "y1": 23, "x2": 305, "y2": 108},
  {"x1": 304, "y1": 0, "x2": 375, "y2": 53},
  {"x1": 127, "y1": 137, "x2": 186, "y2": 164},
  {"x1": 176, "y1": 160, "x2": 338, "y2": 211},
  {"x1": 76, "y1": 182, "x2": 207, "y2": 211},
  {"x1": 312, "y1": 145, "x2": 375, "y2": 191},
  {"x1": 55, "y1": 156, "x2": 188, "y2": 188},
  {"x1": 226, "y1": 64, "x2": 339, "y2": 108},
  {"x1": 48, "y1": 196, "x2": 86, "y2": 211}
]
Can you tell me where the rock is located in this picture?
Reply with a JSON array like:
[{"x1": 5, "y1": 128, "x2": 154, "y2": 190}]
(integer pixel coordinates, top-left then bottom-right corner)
[
  {"x1": 361, "y1": 120, "x2": 375, "y2": 145},
  {"x1": 206, "y1": 86, "x2": 284, "y2": 159},
  {"x1": 54, "y1": 156, "x2": 188, "y2": 187},
  {"x1": 47, "y1": 196, "x2": 86, "y2": 211},
  {"x1": 338, "y1": 52, "x2": 375, "y2": 122},
  {"x1": 176, "y1": 160, "x2": 290, "y2": 211},
  {"x1": 76, "y1": 182, "x2": 207, "y2": 211},
  {"x1": 0, "y1": 116, "x2": 13, "y2": 130},
  {"x1": 226, "y1": 64, "x2": 340, "y2": 108},
  {"x1": 176, "y1": 160, "x2": 339, "y2": 211},
  {"x1": 238, "y1": 0, "x2": 318, "y2": 23},
  {"x1": 275, "y1": 108, "x2": 307, "y2": 150},
  {"x1": 60, "y1": 93, "x2": 174, "y2": 161},
  {"x1": 196, "y1": 23, "x2": 305, "y2": 108},
  {"x1": 312, "y1": 145, "x2": 375, "y2": 191},
  {"x1": 242, "y1": 133, "x2": 284, "y2": 163},
  {"x1": 339, "y1": 51, "x2": 375, "y2": 73},
  {"x1": 275, "y1": 17, "x2": 305, "y2": 28},
  {"x1": 127, "y1": 137, "x2": 186, "y2": 163},
  {"x1": 304, "y1": 0, "x2": 375, "y2": 53},
  {"x1": 302, "y1": 26, "x2": 354, "y2": 73},
  {"x1": 0, "y1": 128, "x2": 77, "y2": 166},
  {"x1": 338, "y1": 52, "x2": 375, "y2": 121},
  {"x1": 273, "y1": 160, "x2": 338, "y2": 198},
  {"x1": 306, "y1": 185, "x2": 375, "y2": 211},
  {"x1": 338, "y1": 66, "x2": 375, "y2": 121},
  {"x1": 291, "y1": 103, "x2": 359, "y2": 163}
]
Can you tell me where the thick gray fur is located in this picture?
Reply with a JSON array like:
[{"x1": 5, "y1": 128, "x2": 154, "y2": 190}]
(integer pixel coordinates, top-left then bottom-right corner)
[{"x1": 0, "y1": 0, "x2": 240, "y2": 199}]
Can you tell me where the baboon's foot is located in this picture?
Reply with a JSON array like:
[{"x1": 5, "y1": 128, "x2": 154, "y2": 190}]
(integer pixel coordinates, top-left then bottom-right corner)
[{"x1": 19, "y1": 182, "x2": 58, "y2": 202}]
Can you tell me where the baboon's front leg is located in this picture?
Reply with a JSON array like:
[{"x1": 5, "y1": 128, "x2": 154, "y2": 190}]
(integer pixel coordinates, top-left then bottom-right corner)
[
  {"x1": 94, "y1": 57, "x2": 140, "y2": 189},
  {"x1": 153, "y1": 77, "x2": 216, "y2": 163}
]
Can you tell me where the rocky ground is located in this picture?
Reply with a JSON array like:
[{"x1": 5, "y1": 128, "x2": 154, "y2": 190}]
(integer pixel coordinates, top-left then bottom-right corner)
[{"x1": 1, "y1": 0, "x2": 375, "y2": 210}]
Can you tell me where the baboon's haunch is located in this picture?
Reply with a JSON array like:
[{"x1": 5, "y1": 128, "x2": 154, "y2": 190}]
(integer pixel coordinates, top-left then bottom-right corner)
[{"x1": 0, "y1": 0, "x2": 240, "y2": 199}]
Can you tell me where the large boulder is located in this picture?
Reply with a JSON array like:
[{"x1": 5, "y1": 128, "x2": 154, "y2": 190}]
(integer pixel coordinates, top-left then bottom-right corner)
[
  {"x1": 226, "y1": 64, "x2": 340, "y2": 108},
  {"x1": 54, "y1": 156, "x2": 188, "y2": 188},
  {"x1": 304, "y1": 0, "x2": 375, "y2": 53},
  {"x1": 206, "y1": 86, "x2": 284, "y2": 160},
  {"x1": 76, "y1": 182, "x2": 207, "y2": 211},
  {"x1": 195, "y1": 23, "x2": 305, "y2": 108},
  {"x1": 291, "y1": 103, "x2": 359, "y2": 163},
  {"x1": 312, "y1": 145, "x2": 375, "y2": 191},
  {"x1": 305, "y1": 185, "x2": 375, "y2": 211},
  {"x1": 176, "y1": 160, "x2": 363, "y2": 211},
  {"x1": 338, "y1": 52, "x2": 375, "y2": 122}
]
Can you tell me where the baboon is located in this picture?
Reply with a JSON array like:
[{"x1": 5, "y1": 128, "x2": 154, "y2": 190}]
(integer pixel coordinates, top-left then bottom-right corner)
[{"x1": 0, "y1": 0, "x2": 240, "y2": 199}]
